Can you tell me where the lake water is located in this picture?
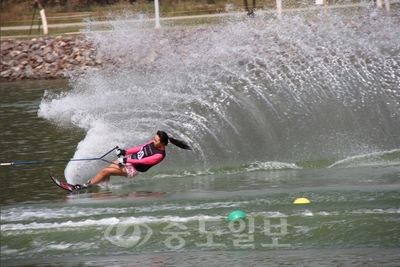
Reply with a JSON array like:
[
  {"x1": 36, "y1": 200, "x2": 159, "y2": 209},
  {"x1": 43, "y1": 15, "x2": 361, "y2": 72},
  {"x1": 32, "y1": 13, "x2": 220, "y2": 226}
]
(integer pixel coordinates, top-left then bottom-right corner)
[{"x1": 1, "y1": 8, "x2": 400, "y2": 267}]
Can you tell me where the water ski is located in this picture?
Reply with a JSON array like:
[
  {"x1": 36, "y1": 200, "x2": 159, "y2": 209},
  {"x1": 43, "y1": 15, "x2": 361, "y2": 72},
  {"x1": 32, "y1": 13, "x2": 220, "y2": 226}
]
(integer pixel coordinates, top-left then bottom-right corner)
[{"x1": 49, "y1": 174, "x2": 90, "y2": 192}]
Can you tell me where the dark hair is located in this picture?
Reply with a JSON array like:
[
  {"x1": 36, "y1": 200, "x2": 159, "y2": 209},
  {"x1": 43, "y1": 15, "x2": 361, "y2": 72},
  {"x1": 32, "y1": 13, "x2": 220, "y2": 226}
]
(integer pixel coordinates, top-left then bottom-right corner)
[{"x1": 157, "y1": 130, "x2": 191, "y2": 150}]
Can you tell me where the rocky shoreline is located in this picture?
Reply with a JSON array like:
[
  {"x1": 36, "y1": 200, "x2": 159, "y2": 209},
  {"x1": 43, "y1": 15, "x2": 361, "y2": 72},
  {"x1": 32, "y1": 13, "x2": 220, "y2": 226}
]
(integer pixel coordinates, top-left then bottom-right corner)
[{"x1": 1, "y1": 35, "x2": 102, "y2": 82}]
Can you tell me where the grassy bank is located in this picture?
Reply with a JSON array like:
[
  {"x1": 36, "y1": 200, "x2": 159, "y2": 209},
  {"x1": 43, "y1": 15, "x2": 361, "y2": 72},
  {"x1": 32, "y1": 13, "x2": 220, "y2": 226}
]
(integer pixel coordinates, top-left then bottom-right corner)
[
  {"x1": 1, "y1": 0, "x2": 397, "y2": 37},
  {"x1": 1, "y1": 0, "x2": 266, "y2": 26},
  {"x1": 1, "y1": 0, "x2": 258, "y2": 37}
]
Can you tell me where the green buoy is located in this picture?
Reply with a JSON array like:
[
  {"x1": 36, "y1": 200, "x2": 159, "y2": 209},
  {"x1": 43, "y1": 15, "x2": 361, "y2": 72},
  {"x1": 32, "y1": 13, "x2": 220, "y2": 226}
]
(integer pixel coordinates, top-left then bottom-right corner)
[{"x1": 227, "y1": 210, "x2": 247, "y2": 222}]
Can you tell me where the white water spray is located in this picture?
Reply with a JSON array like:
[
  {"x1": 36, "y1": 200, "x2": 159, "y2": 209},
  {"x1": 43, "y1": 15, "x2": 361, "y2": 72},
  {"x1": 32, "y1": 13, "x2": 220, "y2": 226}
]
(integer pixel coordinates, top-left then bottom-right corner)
[{"x1": 39, "y1": 10, "x2": 400, "y2": 183}]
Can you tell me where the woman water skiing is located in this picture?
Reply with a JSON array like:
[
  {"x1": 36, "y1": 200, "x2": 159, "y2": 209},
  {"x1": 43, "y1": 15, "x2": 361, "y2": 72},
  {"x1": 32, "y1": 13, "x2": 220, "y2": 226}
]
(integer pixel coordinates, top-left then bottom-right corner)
[{"x1": 75, "y1": 130, "x2": 191, "y2": 189}]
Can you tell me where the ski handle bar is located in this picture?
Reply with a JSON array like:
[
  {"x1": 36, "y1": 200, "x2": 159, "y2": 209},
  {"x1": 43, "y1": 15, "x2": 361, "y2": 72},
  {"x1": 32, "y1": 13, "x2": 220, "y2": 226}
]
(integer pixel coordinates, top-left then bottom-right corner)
[{"x1": 1, "y1": 146, "x2": 119, "y2": 166}]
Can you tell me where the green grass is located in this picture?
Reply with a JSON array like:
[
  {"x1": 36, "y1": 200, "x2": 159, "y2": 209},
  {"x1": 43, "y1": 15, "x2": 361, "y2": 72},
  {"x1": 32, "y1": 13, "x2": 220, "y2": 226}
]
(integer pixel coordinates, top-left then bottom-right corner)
[
  {"x1": 0, "y1": 16, "x2": 227, "y2": 37},
  {"x1": 2, "y1": 1, "x2": 398, "y2": 38},
  {"x1": 0, "y1": 1, "x2": 242, "y2": 37},
  {"x1": 1, "y1": 27, "x2": 83, "y2": 37},
  {"x1": 0, "y1": 1, "x2": 249, "y2": 26}
]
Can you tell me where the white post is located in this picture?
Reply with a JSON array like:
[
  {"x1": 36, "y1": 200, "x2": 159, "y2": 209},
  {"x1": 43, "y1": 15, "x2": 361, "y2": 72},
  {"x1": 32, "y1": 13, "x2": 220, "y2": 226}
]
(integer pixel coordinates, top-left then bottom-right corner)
[
  {"x1": 384, "y1": 0, "x2": 390, "y2": 11},
  {"x1": 39, "y1": 9, "x2": 48, "y2": 35},
  {"x1": 276, "y1": 0, "x2": 282, "y2": 19},
  {"x1": 36, "y1": 0, "x2": 48, "y2": 35},
  {"x1": 154, "y1": 0, "x2": 161, "y2": 28}
]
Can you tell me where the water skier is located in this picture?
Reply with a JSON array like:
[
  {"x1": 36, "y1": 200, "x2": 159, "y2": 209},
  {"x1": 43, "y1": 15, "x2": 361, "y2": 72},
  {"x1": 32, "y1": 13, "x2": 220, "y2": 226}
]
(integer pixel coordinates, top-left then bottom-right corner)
[{"x1": 76, "y1": 130, "x2": 191, "y2": 189}]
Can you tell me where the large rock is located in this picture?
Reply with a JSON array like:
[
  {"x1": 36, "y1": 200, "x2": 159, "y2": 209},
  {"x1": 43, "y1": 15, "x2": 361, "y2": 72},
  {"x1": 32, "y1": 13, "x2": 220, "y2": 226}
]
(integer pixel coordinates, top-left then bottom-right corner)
[{"x1": 0, "y1": 35, "x2": 104, "y2": 81}]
